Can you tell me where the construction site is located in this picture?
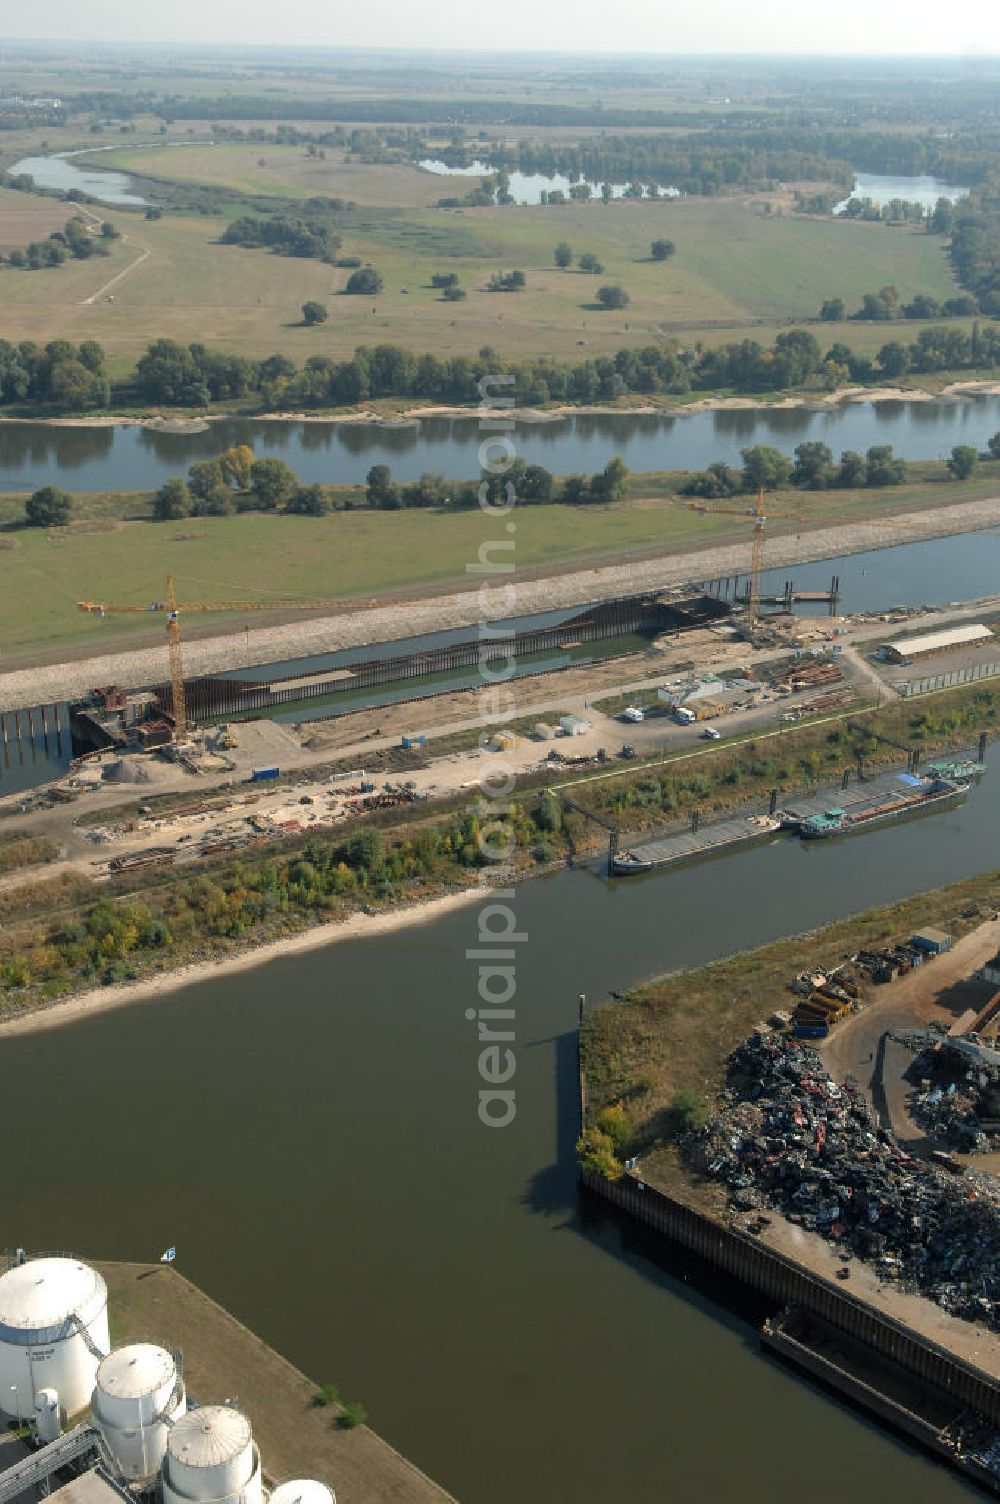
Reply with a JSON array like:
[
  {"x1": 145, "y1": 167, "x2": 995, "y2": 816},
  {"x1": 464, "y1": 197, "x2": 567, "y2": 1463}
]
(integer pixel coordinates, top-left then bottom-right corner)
[{"x1": 1, "y1": 520, "x2": 998, "y2": 893}]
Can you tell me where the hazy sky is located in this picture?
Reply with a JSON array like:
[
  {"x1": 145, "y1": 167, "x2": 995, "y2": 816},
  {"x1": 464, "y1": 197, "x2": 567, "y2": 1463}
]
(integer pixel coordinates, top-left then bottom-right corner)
[{"x1": 3, "y1": 0, "x2": 999, "y2": 54}]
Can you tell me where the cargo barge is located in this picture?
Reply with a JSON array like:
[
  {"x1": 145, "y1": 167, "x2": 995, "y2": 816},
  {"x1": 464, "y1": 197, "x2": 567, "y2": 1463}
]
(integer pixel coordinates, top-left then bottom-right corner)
[
  {"x1": 800, "y1": 776, "x2": 966, "y2": 840},
  {"x1": 611, "y1": 813, "x2": 781, "y2": 875},
  {"x1": 926, "y1": 757, "x2": 986, "y2": 781}
]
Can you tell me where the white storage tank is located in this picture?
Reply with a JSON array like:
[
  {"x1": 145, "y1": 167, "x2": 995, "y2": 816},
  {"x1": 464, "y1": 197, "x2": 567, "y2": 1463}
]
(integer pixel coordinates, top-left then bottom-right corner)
[
  {"x1": 269, "y1": 1481, "x2": 335, "y2": 1504},
  {"x1": 0, "y1": 1256, "x2": 109, "y2": 1418},
  {"x1": 92, "y1": 1343, "x2": 186, "y2": 1480},
  {"x1": 34, "y1": 1388, "x2": 61, "y2": 1444},
  {"x1": 163, "y1": 1406, "x2": 261, "y2": 1504}
]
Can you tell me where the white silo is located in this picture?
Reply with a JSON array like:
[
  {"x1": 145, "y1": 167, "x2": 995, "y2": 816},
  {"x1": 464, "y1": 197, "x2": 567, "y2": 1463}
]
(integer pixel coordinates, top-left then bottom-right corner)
[
  {"x1": 162, "y1": 1406, "x2": 262, "y2": 1504},
  {"x1": 0, "y1": 1256, "x2": 109, "y2": 1419},
  {"x1": 34, "y1": 1388, "x2": 61, "y2": 1444},
  {"x1": 269, "y1": 1481, "x2": 336, "y2": 1504},
  {"x1": 92, "y1": 1343, "x2": 186, "y2": 1480}
]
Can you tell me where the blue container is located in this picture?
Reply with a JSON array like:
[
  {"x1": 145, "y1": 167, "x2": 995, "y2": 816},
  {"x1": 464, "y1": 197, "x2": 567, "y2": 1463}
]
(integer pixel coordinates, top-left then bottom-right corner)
[
  {"x1": 793, "y1": 1022, "x2": 829, "y2": 1039},
  {"x1": 251, "y1": 765, "x2": 280, "y2": 782}
]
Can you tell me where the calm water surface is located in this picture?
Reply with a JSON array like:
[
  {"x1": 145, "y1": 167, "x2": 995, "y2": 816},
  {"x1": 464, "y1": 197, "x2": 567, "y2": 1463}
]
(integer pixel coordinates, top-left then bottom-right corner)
[
  {"x1": 2, "y1": 752, "x2": 998, "y2": 1503},
  {"x1": 2, "y1": 399, "x2": 999, "y2": 494},
  {"x1": 10, "y1": 150, "x2": 148, "y2": 207},
  {"x1": 418, "y1": 159, "x2": 679, "y2": 204},
  {"x1": 836, "y1": 172, "x2": 970, "y2": 213}
]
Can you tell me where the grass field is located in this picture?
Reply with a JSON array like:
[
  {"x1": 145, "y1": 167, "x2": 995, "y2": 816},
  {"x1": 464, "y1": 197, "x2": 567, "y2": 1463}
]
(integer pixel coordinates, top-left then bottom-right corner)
[
  {"x1": 102, "y1": 141, "x2": 453, "y2": 208},
  {"x1": 0, "y1": 186, "x2": 76, "y2": 248},
  {"x1": 2, "y1": 468, "x2": 997, "y2": 661},
  {"x1": 0, "y1": 175, "x2": 966, "y2": 370}
]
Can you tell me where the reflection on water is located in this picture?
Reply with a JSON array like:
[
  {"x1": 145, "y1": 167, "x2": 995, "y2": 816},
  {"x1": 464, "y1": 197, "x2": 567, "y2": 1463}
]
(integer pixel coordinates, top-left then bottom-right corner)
[
  {"x1": 835, "y1": 172, "x2": 970, "y2": 213},
  {"x1": 0, "y1": 707, "x2": 72, "y2": 796},
  {"x1": 2, "y1": 397, "x2": 1000, "y2": 493},
  {"x1": 10, "y1": 152, "x2": 148, "y2": 207},
  {"x1": 418, "y1": 158, "x2": 680, "y2": 205},
  {"x1": 1, "y1": 756, "x2": 997, "y2": 1504}
]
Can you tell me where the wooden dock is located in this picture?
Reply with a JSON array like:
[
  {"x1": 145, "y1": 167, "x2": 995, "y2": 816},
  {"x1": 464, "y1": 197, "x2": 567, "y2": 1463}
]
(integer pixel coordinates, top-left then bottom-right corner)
[{"x1": 97, "y1": 1262, "x2": 458, "y2": 1504}]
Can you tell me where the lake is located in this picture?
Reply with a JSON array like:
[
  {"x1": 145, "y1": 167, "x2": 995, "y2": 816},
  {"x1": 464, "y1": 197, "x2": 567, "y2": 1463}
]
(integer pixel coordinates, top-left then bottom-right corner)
[
  {"x1": 836, "y1": 172, "x2": 970, "y2": 214},
  {"x1": 9, "y1": 148, "x2": 148, "y2": 207},
  {"x1": 418, "y1": 158, "x2": 679, "y2": 204},
  {"x1": 2, "y1": 396, "x2": 999, "y2": 495}
]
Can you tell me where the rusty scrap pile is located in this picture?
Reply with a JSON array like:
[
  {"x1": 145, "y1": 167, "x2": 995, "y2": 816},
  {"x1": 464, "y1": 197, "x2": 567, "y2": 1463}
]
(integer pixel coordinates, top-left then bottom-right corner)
[
  {"x1": 358, "y1": 786, "x2": 421, "y2": 812},
  {"x1": 907, "y1": 1041, "x2": 1000, "y2": 1154},
  {"x1": 698, "y1": 1032, "x2": 1000, "y2": 1324}
]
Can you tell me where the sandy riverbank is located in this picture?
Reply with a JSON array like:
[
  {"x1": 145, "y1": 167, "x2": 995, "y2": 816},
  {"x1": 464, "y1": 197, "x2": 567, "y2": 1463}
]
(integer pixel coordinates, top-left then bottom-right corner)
[
  {"x1": 3, "y1": 379, "x2": 999, "y2": 432},
  {"x1": 0, "y1": 886, "x2": 482, "y2": 1039}
]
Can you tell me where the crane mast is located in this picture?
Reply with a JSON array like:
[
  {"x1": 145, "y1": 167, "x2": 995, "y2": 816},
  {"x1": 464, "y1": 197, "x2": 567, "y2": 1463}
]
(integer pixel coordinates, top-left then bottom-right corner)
[
  {"x1": 78, "y1": 578, "x2": 351, "y2": 744},
  {"x1": 165, "y1": 576, "x2": 188, "y2": 741},
  {"x1": 685, "y1": 486, "x2": 797, "y2": 633},
  {"x1": 748, "y1": 505, "x2": 767, "y2": 629}
]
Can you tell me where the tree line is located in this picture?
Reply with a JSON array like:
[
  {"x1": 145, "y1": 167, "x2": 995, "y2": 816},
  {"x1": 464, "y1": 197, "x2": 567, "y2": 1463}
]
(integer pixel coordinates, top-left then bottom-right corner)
[
  {"x1": 950, "y1": 186, "x2": 1000, "y2": 315},
  {"x1": 4, "y1": 322, "x2": 1000, "y2": 418},
  {"x1": 682, "y1": 436, "x2": 1000, "y2": 499},
  {"x1": 429, "y1": 131, "x2": 855, "y2": 200},
  {"x1": 363, "y1": 456, "x2": 629, "y2": 510},
  {"x1": 20, "y1": 454, "x2": 632, "y2": 528},
  {"x1": 819, "y1": 287, "x2": 979, "y2": 322}
]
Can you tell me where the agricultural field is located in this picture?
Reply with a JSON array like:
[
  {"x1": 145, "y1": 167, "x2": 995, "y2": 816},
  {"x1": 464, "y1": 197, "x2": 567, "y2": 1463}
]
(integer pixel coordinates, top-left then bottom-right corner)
[{"x1": 0, "y1": 174, "x2": 967, "y2": 372}]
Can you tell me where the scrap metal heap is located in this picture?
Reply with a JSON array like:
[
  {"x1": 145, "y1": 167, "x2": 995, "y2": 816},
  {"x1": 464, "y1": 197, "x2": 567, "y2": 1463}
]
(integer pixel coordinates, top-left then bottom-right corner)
[
  {"x1": 695, "y1": 1032, "x2": 1000, "y2": 1326},
  {"x1": 905, "y1": 1037, "x2": 1000, "y2": 1154}
]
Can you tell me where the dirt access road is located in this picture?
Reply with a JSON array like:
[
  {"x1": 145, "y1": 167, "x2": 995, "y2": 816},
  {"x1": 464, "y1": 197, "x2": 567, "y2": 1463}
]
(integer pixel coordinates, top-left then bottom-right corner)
[{"x1": 819, "y1": 917, "x2": 1000, "y2": 1142}]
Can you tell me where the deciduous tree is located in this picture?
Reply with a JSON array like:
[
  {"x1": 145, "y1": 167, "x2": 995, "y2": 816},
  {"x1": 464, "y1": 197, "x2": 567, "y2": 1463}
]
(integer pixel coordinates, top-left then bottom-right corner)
[
  {"x1": 153, "y1": 477, "x2": 193, "y2": 520},
  {"x1": 25, "y1": 485, "x2": 72, "y2": 526}
]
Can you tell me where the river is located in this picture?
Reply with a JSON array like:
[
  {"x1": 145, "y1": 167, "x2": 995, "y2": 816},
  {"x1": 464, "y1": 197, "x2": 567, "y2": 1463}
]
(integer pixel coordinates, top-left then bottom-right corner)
[
  {"x1": 3, "y1": 744, "x2": 997, "y2": 1502},
  {"x1": 1, "y1": 397, "x2": 999, "y2": 495}
]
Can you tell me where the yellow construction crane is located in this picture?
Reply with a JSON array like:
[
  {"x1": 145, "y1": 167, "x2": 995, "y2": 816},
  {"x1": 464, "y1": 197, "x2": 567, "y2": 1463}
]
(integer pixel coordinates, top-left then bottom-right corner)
[
  {"x1": 685, "y1": 488, "x2": 799, "y2": 628},
  {"x1": 78, "y1": 576, "x2": 345, "y2": 742}
]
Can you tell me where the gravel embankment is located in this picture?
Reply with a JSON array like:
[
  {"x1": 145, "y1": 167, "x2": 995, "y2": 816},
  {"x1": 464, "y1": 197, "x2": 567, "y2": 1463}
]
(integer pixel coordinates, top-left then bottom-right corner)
[{"x1": 2, "y1": 496, "x2": 998, "y2": 711}]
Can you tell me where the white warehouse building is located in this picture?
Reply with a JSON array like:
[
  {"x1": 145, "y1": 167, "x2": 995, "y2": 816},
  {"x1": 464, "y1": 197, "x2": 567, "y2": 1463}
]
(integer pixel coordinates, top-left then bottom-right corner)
[
  {"x1": 880, "y1": 622, "x2": 993, "y2": 664},
  {"x1": 92, "y1": 1342, "x2": 187, "y2": 1480},
  {"x1": 0, "y1": 1256, "x2": 110, "y2": 1419},
  {"x1": 163, "y1": 1406, "x2": 262, "y2": 1504}
]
